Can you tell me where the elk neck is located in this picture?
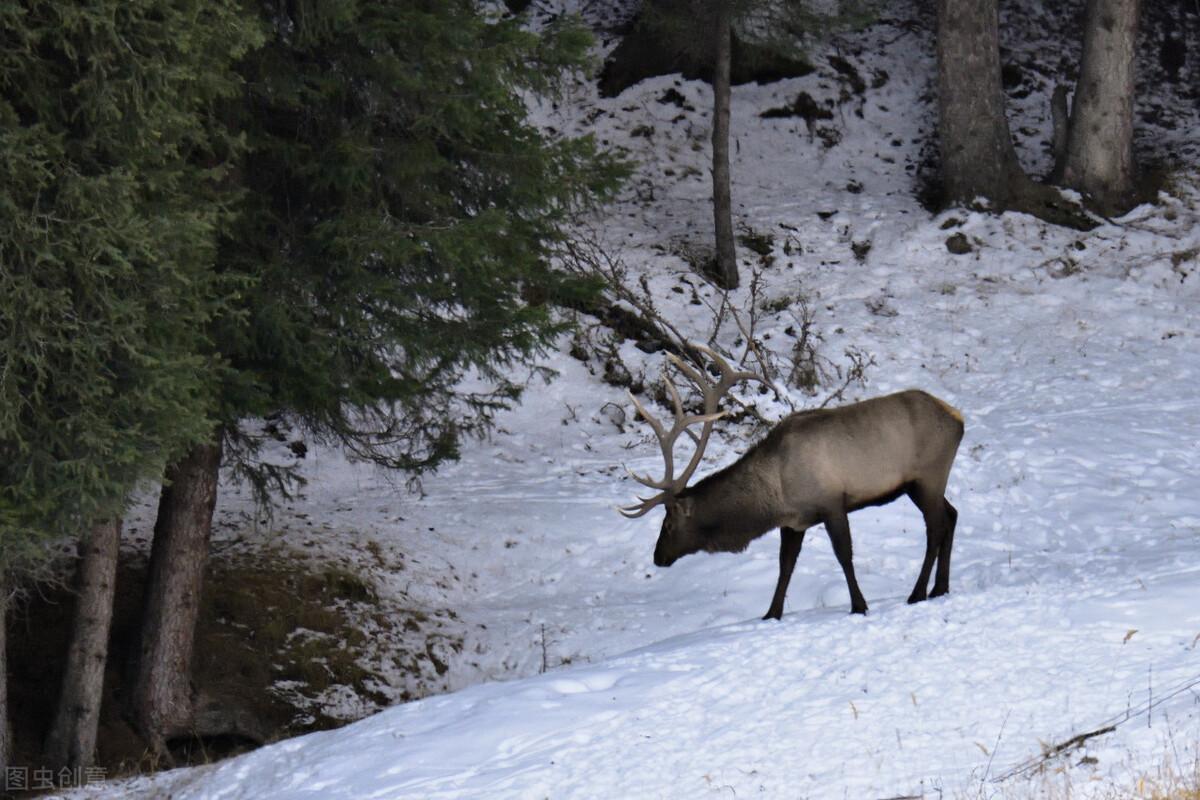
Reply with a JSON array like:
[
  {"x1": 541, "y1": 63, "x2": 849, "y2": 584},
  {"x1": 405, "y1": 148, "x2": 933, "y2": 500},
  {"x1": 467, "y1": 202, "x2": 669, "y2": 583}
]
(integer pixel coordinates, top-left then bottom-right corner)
[{"x1": 680, "y1": 447, "x2": 782, "y2": 554}]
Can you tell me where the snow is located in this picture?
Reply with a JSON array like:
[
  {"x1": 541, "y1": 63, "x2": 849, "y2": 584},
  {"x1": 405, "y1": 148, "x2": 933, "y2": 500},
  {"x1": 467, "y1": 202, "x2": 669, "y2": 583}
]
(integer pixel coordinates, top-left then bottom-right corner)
[{"x1": 66, "y1": 2, "x2": 1200, "y2": 798}]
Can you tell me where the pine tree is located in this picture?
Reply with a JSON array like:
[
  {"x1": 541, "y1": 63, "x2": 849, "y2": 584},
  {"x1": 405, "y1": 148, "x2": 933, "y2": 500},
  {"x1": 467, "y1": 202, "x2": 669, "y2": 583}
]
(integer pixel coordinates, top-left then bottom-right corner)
[
  {"x1": 130, "y1": 0, "x2": 625, "y2": 751},
  {"x1": 635, "y1": 0, "x2": 872, "y2": 290},
  {"x1": 935, "y1": 0, "x2": 1032, "y2": 208},
  {"x1": 1056, "y1": 0, "x2": 1142, "y2": 215},
  {"x1": 935, "y1": 0, "x2": 1103, "y2": 227},
  {"x1": 0, "y1": 0, "x2": 262, "y2": 770},
  {"x1": 0, "y1": 574, "x2": 9, "y2": 770}
]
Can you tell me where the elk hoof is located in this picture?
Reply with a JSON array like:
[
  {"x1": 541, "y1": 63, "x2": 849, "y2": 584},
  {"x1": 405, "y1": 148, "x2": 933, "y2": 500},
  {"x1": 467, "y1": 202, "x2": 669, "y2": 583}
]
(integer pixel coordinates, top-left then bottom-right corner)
[
  {"x1": 906, "y1": 592, "x2": 927, "y2": 605},
  {"x1": 850, "y1": 604, "x2": 868, "y2": 615},
  {"x1": 762, "y1": 609, "x2": 783, "y2": 621},
  {"x1": 930, "y1": 586, "x2": 949, "y2": 599}
]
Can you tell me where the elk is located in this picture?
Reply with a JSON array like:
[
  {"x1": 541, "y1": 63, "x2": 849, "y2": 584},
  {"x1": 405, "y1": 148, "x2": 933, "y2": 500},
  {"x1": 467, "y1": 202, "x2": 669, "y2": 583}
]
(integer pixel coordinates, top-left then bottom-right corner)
[{"x1": 621, "y1": 344, "x2": 963, "y2": 619}]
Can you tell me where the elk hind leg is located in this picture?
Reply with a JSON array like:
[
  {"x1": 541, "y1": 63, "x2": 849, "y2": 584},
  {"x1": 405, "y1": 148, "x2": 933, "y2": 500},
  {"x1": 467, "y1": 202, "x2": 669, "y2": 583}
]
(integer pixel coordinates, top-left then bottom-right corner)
[
  {"x1": 764, "y1": 527, "x2": 806, "y2": 621},
  {"x1": 907, "y1": 484, "x2": 950, "y2": 605},
  {"x1": 824, "y1": 510, "x2": 868, "y2": 614},
  {"x1": 930, "y1": 499, "x2": 958, "y2": 598}
]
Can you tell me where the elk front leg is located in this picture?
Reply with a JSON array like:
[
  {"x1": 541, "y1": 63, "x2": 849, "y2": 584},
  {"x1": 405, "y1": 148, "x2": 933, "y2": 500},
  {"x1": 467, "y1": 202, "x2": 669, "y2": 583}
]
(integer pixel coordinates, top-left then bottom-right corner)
[
  {"x1": 824, "y1": 510, "x2": 868, "y2": 614},
  {"x1": 763, "y1": 527, "x2": 806, "y2": 621}
]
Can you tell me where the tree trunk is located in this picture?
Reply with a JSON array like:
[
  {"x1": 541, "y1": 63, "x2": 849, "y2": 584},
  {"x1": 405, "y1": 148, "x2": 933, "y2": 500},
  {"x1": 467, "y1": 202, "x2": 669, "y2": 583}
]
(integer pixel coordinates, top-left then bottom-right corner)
[
  {"x1": 0, "y1": 574, "x2": 11, "y2": 770},
  {"x1": 44, "y1": 519, "x2": 122, "y2": 770},
  {"x1": 129, "y1": 434, "x2": 222, "y2": 755},
  {"x1": 710, "y1": 0, "x2": 739, "y2": 290},
  {"x1": 1059, "y1": 0, "x2": 1141, "y2": 215},
  {"x1": 1050, "y1": 83, "x2": 1070, "y2": 172},
  {"x1": 936, "y1": 0, "x2": 1031, "y2": 208}
]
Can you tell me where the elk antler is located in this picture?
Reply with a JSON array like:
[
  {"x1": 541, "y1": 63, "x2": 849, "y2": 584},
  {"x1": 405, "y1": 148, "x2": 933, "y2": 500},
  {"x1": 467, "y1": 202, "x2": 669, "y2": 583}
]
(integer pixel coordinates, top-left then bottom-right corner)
[{"x1": 620, "y1": 343, "x2": 767, "y2": 518}]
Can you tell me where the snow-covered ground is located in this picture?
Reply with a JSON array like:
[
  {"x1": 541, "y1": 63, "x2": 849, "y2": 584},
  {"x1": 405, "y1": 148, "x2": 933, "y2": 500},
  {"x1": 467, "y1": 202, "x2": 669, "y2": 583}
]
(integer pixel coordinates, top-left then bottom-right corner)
[{"x1": 70, "y1": 3, "x2": 1200, "y2": 798}]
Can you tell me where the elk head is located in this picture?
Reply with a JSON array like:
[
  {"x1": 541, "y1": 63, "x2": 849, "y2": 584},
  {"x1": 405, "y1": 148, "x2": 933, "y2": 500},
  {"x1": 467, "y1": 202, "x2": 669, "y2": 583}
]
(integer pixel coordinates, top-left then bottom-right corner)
[{"x1": 620, "y1": 343, "x2": 766, "y2": 567}]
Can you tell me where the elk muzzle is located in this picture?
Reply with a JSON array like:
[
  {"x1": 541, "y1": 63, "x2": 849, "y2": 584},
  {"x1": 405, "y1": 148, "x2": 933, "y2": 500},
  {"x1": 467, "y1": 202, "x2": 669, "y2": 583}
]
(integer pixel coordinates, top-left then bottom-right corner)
[{"x1": 653, "y1": 538, "x2": 679, "y2": 567}]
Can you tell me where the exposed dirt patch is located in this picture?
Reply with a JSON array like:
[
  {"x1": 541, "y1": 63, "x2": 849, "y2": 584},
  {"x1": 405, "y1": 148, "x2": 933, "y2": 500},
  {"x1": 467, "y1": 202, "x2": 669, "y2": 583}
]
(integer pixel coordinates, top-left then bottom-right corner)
[
  {"x1": 760, "y1": 91, "x2": 833, "y2": 132},
  {"x1": 7, "y1": 548, "x2": 446, "y2": 783}
]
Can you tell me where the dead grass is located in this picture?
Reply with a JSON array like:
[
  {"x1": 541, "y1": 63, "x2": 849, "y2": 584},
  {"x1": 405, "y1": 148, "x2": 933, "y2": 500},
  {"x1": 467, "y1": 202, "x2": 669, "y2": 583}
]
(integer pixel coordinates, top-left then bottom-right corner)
[
  {"x1": 1139, "y1": 762, "x2": 1200, "y2": 800},
  {"x1": 8, "y1": 547, "x2": 411, "y2": 780},
  {"x1": 979, "y1": 745, "x2": 1200, "y2": 800}
]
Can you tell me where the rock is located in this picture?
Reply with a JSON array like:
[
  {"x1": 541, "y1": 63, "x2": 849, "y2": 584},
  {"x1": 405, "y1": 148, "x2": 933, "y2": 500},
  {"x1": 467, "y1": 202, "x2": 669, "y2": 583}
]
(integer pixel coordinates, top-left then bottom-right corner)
[{"x1": 945, "y1": 232, "x2": 972, "y2": 254}]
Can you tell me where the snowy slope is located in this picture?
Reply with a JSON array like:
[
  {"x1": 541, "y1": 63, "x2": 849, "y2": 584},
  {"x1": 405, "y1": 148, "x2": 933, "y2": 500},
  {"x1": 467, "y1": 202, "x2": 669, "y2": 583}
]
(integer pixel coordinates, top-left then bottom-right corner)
[
  {"x1": 78, "y1": 199, "x2": 1200, "y2": 800},
  {"x1": 69, "y1": 3, "x2": 1200, "y2": 798}
]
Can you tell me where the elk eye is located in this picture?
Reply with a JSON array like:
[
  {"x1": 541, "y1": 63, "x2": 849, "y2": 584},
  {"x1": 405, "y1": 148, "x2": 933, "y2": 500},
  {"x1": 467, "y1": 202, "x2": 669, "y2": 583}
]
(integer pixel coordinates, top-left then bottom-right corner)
[{"x1": 677, "y1": 498, "x2": 694, "y2": 519}]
